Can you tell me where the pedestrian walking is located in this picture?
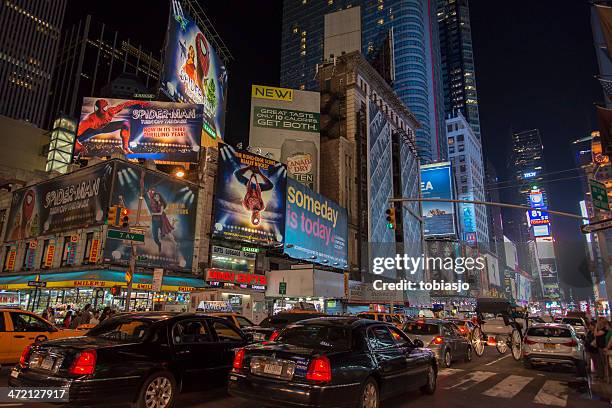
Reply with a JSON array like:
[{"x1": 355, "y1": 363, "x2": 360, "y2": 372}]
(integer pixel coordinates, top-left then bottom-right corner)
[
  {"x1": 595, "y1": 317, "x2": 609, "y2": 379},
  {"x1": 63, "y1": 310, "x2": 73, "y2": 328},
  {"x1": 90, "y1": 310, "x2": 100, "y2": 326}
]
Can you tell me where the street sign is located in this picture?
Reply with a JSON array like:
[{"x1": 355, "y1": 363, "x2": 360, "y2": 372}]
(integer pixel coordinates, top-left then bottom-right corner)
[
  {"x1": 27, "y1": 281, "x2": 46, "y2": 288},
  {"x1": 279, "y1": 281, "x2": 287, "y2": 295},
  {"x1": 107, "y1": 229, "x2": 145, "y2": 242},
  {"x1": 590, "y1": 179, "x2": 610, "y2": 211},
  {"x1": 241, "y1": 246, "x2": 261, "y2": 253},
  {"x1": 581, "y1": 218, "x2": 612, "y2": 234}
]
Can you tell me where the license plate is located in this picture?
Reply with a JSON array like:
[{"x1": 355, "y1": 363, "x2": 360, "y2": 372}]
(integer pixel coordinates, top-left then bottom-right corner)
[
  {"x1": 10, "y1": 370, "x2": 18, "y2": 378},
  {"x1": 41, "y1": 356, "x2": 55, "y2": 370},
  {"x1": 544, "y1": 343, "x2": 557, "y2": 350},
  {"x1": 263, "y1": 363, "x2": 283, "y2": 376}
]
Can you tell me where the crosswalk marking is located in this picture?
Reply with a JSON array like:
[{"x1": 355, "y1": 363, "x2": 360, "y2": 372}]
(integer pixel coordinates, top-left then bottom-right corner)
[
  {"x1": 438, "y1": 368, "x2": 464, "y2": 377},
  {"x1": 443, "y1": 370, "x2": 497, "y2": 391},
  {"x1": 533, "y1": 380, "x2": 569, "y2": 407},
  {"x1": 482, "y1": 375, "x2": 533, "y2": 398}
]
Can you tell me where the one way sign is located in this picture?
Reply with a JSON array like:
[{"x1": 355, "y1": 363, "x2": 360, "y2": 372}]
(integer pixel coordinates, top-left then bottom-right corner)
[{"x1": 581, "y1": 218, "x2": 612, "y2": 234}]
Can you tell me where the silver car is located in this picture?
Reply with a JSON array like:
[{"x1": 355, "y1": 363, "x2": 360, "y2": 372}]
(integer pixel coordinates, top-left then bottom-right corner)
[
  {"x1": 403, "y1": 319, "x2": 472, "y2": 368},
  {"x1": 522, "y1": 323, "x2": 587, "y2": 376},
  {"x1": 560, "y1": 317, "x2": 586, "y2": 338}
]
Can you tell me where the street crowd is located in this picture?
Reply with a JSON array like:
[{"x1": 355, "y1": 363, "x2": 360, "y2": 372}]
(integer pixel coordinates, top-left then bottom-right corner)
[
  {"x1": 41, "y1": 304, "x2": 118, "y2": 329},
  {"x1": 586, "y1": 317, "x2": 612, "y2": 379}
]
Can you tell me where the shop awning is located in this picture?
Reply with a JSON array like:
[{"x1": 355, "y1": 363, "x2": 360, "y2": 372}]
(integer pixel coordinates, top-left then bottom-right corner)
[{"x1": 0, "y1": 270, "x2": 206, "y2": 292}]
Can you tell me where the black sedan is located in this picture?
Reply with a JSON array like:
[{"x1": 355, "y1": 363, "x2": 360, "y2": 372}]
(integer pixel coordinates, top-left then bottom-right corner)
[
  {"x1": 228, "y1": 317, "x2": 437, "y2": 408},
  {"x1": 9, "y1": 312, "x2": 250, "y2": 407},
  {"x1": 243, "y1": 311, "x2": 327, "y2": 341}
]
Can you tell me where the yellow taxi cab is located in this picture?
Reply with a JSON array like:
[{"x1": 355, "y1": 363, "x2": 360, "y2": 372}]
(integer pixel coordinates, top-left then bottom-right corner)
[
  {"x1": 0, "y1": 308, "x2": 82, "y2": 365},
  {"x1": 357, "y1": 312, "x2": 405, "y2": 328}
]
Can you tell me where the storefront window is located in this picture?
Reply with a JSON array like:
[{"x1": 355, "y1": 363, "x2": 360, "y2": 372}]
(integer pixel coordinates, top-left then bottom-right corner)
[{"x1": 83, "y1": 232, "x2": 94, "y2": 264}]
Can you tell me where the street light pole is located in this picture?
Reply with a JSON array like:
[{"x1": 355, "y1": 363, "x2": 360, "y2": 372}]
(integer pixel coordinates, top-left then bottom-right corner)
[{"x1": 124, "y1": 171, "x2": 146, "y2": 312}]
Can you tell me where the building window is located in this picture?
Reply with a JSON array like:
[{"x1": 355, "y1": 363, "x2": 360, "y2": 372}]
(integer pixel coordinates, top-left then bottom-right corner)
[
  {"x1": 447, "y1": 124, "x2": 453, "y2": 132},
  {"x1": 448, "y1": 137, "x2": 454, "y2": 145},
  {"x1": 457, "y1": 135, "x2": 464, "y2": 142},
  {"x1": 458, "y1": 145, "x2": 464, "y2": 152},
  {"x1": 40, "y1": 239, "x2": 50, "y2": 269},
  {"x1": 22, "y1": 244, "x2": 31, "y2": 270},
  {"x1": 3, "y1": 246, "x2": 12, "y2": 272},
  {"x1": 460, "y1": 165, "x2": 466, "y2": 173},
  {"x1": 61, "y1": 236, "x2": 71, "y2": 266},
  {"x1": 83, "y1": 232, "x2": 94, "y2": 264}
]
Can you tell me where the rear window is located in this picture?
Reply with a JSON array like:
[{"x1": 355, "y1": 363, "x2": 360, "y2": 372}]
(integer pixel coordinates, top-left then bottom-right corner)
[
  {"x1": 87, "y1": 318, "x2": 152, "y2": 342},
  {"x1": 527, "y1": 327, "x2": 572, "y2": 338},
  {"x1": 561, "y1": 318, "x2": 583, "y2": 326},
  {"x1": 403, "y1": 323, "x2": 439, "y2": 335},
  {"x1": 260, "y1": 314, "x2": 320, "y2": 328},
  {"x1": 358, "y1": 314, "x2": 376, "y2": 320},
  {"x1": 277, "y1": 324, "x2": 350, "y2": 350}
]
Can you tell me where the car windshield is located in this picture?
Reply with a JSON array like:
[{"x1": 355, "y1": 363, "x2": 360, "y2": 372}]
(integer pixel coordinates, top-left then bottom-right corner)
[
  {"x1": 527, "y1": 327, "x2": 573, "y2": 338},
  {"x1": 235, "y1": 316, "x2": 255, "y2": 327},
  {"x1": 403, "y1": 323, "x2": 439, "y2": 335},
  {"x1": 529, "y1": 317, "x2": 545, "y2": 323},
  {"x1": 561, "y1": 318, "x2": 583, "y2": 326},
  {"x1": 87, "y1": 318, "x2": 153, "y2": 342},
  {"x1": 277, "y1": 324, "x2": 350, "y2": 350}
]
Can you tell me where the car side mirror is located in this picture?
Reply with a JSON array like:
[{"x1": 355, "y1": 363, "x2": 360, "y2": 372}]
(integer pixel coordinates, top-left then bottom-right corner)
[{"x1": 413, "y1": 339, "x2": 424, "y2": 348}]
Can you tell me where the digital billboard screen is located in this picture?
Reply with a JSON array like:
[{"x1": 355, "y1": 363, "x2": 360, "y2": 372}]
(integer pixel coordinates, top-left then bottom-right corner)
[
  {"x1": 4, "y1": 163, "x2": 114, "y2": 241},
  {"x1": 529, "y1": 190, "x2": 545, "y2": 209},
  {"x1": 532, "y1": 224, "x2": 551, "y2": 237},
  {"x1": 284, "y1": 178, "x2": 348, "y2": 268},
  {"x1": 212, "y1": 144, "x2": 287, "y2": 246},
  {"x1": 421, "y1": 162, "x2": 456, "y2": 237},
  {"x1": 161, "y1": 0, "x2": 227, "y2": 145},
  {"x1": 103, "y1": 161, "x2": 198, "y2": 271},
  {"x1": 76, "y1": 98, "x2": 204, "y2": 162},
  {"x1": 527, "y1": 209, "x2": 550, "y2": 226}
]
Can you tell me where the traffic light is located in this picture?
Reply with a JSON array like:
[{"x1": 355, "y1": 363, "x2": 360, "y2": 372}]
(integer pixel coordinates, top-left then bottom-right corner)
[
  {"x1": 107, "y1": 206, "x2": 118, "y2": 226},
  {"x1": 120, "y1": 207, "x2": 129, "y2": 228},
  {"x1": 110, "y1": 285, "x2": 122, "y2": 296},
  {"x1": 385, "y1": 207, "x2": 396, "y2": 229}
]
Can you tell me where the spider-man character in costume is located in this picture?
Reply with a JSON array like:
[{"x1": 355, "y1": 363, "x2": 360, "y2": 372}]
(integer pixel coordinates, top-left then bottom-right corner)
[
  {"x1": 234, "y1": 166, "x2": 274, "y2": 226},
  {"x1": 74, "y1": 99, "x2": 149, "y2": 155}
]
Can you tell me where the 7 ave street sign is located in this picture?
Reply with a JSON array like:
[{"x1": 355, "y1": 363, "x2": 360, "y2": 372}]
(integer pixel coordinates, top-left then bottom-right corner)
[
  {"x1": 107, "y1": 229, "x2": 145, "y2": 242},
  {"x1": 581, "y1": 218, "x2": 612, "y2": 234},
  {"x1": 589, "y1": 179, "x2": 610, "y2": 211}
]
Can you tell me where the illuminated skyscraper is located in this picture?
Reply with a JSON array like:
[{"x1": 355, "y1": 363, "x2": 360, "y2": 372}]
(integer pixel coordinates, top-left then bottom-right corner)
[{"x1": 0, "y1": 0, "x2": 67, "y2": 126}]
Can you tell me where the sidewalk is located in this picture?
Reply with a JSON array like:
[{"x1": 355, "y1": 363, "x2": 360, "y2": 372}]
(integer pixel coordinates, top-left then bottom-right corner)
[{"x1": 591, "y1": 378, "x2": 612, "y2": 402}]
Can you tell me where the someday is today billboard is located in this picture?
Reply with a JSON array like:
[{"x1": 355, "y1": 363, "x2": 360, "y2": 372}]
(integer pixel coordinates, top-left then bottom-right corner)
[
  {"x1": 284, "y1": 178, "x2": 348, "y2": 269},
  {"x1": 161, "y1": 0, "x2": 228, "y2": 146},
  {"x1": 212, "y1": 144, "x2": 287, "y2": 246},
  {"x1": 421, "y1": 162, "x2": 456, "y2": 237},
  {"x1": 76, "y1": 98, "x2": 203, "y2": 162}
]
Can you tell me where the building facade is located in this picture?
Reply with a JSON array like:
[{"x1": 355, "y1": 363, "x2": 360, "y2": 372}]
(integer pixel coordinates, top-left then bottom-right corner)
[
  {"x1": 445, "y1": 112, "x2": 488, "y2": 249},
  {"x1": 0, "y1": 0, "x2": 67, "y2": 126},
  {"x1": 317, "y1": 52, "x2": 424, "y2": 303},
  {"x1": 437, "y1": 0, "x2": 481, "y2": 140},
  {"x1": 280, "y1": 0, "x2": 446, "y2": 164}
]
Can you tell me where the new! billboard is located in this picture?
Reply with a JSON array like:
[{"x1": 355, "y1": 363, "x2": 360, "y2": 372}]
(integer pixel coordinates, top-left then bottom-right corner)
[
  {"x1": 212, "y1": 144, "x2": 287, "y2": 246},
  {"x1": 4, "y1": 162, "x2": 114, "y2": 241},
  {"x1": 76, "y1": 98, "x2": 204, "y2": 162},
  {"x1": 421, "y1": 162, "x2": 456, "y2": 237},
  {"x1": 249, "y1": 85, "x2": 320, "y2": 191},
  {"x1": 103, "y1": 161, "x2": 198, "y2": 271},
  {"x1": 284, "y1": 178, "x2": 348, "y2": 268},
  {"x1": 161, "y1": 0, "x2": 228, "y2": 145}
]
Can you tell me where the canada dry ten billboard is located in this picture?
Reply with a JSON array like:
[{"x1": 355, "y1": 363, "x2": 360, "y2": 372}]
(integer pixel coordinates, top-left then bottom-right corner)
[
  {"x1": 284, "y1": 179, "x2": 348, "y2": 269},
  {"x1": 213, "y1": 144, "x2": 287, "y2": 246},
  {"x1": 76, "y1": 98, "x2": 204, "y2": 162},
  {"x1": 421, "y1": 163, "x2": 456, "y2": 237},
  {"x1": 161, "y1": 0, "x2": 227, "y2": 145}
]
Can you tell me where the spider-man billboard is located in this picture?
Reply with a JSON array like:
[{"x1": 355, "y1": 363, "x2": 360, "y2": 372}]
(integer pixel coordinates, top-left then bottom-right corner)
[
  {"x1": 75, "y1": 97, "x2": 204, "y2": 163},
  {"x1": 102, "y1": 161, "x2": 198, "y2": 271},
  {"x1": 161, "y1": 0, "x2": 228, "y2": 147},
  {"x1": 3, "y1": 162, "x2": 114, "y2": 241},
  {"x1": 212, "y1": 144, "x2": 287, "y2": 246}
]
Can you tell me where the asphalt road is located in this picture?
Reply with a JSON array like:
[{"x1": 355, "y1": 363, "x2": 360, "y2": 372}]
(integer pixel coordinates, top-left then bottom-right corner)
[{"x1": 0, "y1": 348, "x2": 608, "y2": 408}]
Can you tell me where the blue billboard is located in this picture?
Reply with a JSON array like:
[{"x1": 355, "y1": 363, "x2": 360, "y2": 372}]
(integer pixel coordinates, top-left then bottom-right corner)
[
  {"x1": 161, "y1": 0, "x2": 228, "y2": 146},
  {"x1": 421, "y1": 163, "x2": 456, "y2": 237},
  {"x1": 284, "y1": 179, "x2": 348, "y2": 268}
]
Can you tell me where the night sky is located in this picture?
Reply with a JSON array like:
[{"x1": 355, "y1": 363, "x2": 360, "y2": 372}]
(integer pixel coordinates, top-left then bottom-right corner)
[{"x1": 67, "y1": 1, "x2": 601, "y2": 299}]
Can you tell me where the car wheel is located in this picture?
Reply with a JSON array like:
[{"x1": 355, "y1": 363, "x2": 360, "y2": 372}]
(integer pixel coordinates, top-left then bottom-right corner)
[
  {"x1": 359, "y1": 378, "x2": 379, "y2": 408},
  {"x1": 135, "y1": 371, "x2": 176, "y2": 408},
  {"x1": 465, "y1": 346, "x2": 472, "y2": 362},
  {"x1": 420, "y1": 364, "x2": 437, "y2": 395},
  {"x1": 443, "y1": 350, "x2": 452, "y2": 368},
  {"x1": 472, "y1": 327, "x2": 485, "y2": 356}
]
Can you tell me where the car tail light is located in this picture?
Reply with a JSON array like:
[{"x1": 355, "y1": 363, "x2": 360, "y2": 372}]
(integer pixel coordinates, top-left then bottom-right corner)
[
  {"x1": 487, "y1": 336, "x2": 497, "y2": 347},
  {"x1": 523, "y1": 337, "x2": 537, "y2": 345},
  {"x1": 307, "y1": 356, "x2": 332, "y2": 382},
  {"x1": 232, "y1": 348, "x2": 245, "y2": 372},
  {"x1": 69, "y1": 350, "x2": 97, "y2": 375},
  {"x1": 561, "y1": 339, "x2": 577, "y2": 347},
  {"x1": 432, "y1": 336, "x2": 444, "y2": 345},
  {"x1": 19, "y1": 345, "x2": 32, "y2": 367},
  {"x1": 458, "y1": 326, "x2": 468, "y2": 334},
  {"x1": 269, "y1": 330, "x2": 280, "y2": 341}
]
